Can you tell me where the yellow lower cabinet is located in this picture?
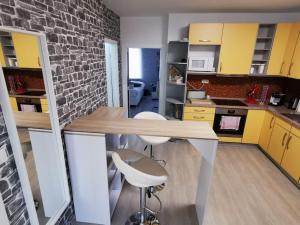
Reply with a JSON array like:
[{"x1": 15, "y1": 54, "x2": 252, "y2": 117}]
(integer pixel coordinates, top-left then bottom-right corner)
[
  {"x1": 258, "y1": 111, "x2": 275, "y2": 151},
  {"x1": 267, "y1": 123, "x2": 290, "y2": 164},
  {"x1": 242, "y1": 110, "x2": 265, "y2": 144},
  {"x1": 219, "y1": 137, "x2": 242, "y2": 143},
  {"x1": 281, "y1": 132, "x2": 300, "y2": 181},
  {"x1": 9, "y1": 97, "x2": 18, "y2": 112},
  {"x1": 40, "y1": 98, "x2": 48, "y2": 112},
  {"x1": 183, "y1": 107, "x2": 215, "y2": 128}
]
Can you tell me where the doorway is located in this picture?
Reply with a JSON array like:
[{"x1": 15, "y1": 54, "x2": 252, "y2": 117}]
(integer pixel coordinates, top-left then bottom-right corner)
[
  {"x1": 127, "y1": 48, "x2": 160, "y2": 118},
  {"x1": 104, "y1": 39, "x2": 120, "y2": 107}
]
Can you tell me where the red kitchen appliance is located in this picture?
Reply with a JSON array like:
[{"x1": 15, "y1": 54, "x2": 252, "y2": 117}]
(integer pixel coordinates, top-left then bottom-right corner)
[{"x1": 246, "y1": 84, "x2": 259, "y2": 104}]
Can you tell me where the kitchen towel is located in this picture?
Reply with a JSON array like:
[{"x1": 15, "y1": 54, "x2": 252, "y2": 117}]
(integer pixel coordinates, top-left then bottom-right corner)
[
  {"x1": 220, "y1": 116, "x2": 241, "y2": 130},
  {"x1": 21, "y1": 104, "x2": 36, "y2": 112}
]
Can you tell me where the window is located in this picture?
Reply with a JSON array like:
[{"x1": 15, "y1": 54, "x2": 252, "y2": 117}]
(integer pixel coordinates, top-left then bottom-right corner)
[{"x1": 128, "y1": 48, "x2": 142, "y2": 79}]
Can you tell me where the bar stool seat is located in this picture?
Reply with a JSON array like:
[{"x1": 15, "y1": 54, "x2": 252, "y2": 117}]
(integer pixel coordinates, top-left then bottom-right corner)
[{"x1": 112, "y1": 149, "x2": 168, "y2": 224}]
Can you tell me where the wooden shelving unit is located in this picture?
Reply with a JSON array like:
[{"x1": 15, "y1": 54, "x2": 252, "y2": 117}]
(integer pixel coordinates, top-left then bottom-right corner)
[
  {"x1": 165, "y1": 41, "x2": 189, "y2": 120},
  {"x1": 251, "y1": 24, "x2": 276, "y2": 75}
]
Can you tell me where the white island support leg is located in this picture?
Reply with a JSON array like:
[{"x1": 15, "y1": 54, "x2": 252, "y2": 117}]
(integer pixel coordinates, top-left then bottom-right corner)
[{"x1": 188, "y1": 138, "x2": 218, "y2": 225}]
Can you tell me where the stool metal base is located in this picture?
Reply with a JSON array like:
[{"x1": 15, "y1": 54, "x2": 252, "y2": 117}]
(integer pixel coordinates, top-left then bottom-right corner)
[{"x1": 125, "y1": 211, "x2": 159, "y2": 225}]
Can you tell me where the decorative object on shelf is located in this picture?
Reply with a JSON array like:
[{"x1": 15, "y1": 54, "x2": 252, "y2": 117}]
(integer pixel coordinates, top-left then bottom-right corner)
[
  {"x1": 246, "y1": 84, "x2": 260, "y2": 104},
  {"x1": 15, "y1": 75, "x2": 26, "y2": 94},
  {"x1": 168, "y1": 65, "x2": 184, "y2": 84}
]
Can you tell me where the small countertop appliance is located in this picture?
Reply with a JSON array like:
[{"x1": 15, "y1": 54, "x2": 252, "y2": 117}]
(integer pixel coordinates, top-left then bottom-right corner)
[
  {"x1": 284, "y1": 96, "x2": 300, "y2": 110},
  {"x1": 269, "y1": 92, "x2": 286, "y2": 106}
]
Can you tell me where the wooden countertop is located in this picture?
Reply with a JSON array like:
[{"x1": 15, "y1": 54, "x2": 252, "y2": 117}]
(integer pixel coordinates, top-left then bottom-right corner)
[
  {"x1": 64, "y1": 107, "x2": 218, "y2": 140},
  {"x1": 14, "y1": 112, "x2": 51, "y2": 129}
]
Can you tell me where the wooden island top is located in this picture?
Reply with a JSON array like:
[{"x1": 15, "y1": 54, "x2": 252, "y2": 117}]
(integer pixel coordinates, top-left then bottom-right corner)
[
  {"x1": 14, "y1": 111, "x2": 51, "y2": 129},
  {"x1": 64, "y1": 107, "x2": 218, "y2": 140}
]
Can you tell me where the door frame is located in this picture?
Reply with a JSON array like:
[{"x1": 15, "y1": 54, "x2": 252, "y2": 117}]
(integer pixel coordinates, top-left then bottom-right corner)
[{"x1": 0, "y1": 26, "x2": 70, "y2": 225}]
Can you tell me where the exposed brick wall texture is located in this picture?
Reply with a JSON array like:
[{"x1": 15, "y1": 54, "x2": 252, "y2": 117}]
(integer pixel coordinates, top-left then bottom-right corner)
[
  {"x1": 0, "y1": 106, "x2": 30, "y2": 225},
  {"x1": 0, "y1": 0, "x2": 121, "y2": 224}
]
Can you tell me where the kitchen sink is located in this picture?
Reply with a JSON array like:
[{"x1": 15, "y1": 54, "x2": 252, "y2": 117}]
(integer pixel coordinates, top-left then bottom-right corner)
[{"x1": 281, "y1": 113, "x2": 300, "y2": 123}]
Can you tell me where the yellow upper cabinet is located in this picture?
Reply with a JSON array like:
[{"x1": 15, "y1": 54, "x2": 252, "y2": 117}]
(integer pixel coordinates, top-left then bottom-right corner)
[
  {"x1": 289, "y1": 34, "x2": 300, "y2": 79},
  {"x1": 0, "y1": 43, "x2": 6, "y2": 67},
  {"x1": 189, "y1": 23, "x2": 224, "y2": 45},
  {"x1": 242, "y1": 110, "x2": 265, "y2": 144},
  {"x1": 267, "y1": 23, "x2": 292, "y2": 75},
  {"x1": 281, "y1": 22, "x2": 300, "y2": 76},
  {"x1": 12, "y1": 32, "x2": 41, "y2": 68},
  {"x1": 281, "y1": 132, "x2": 300, "y2": 181},
  {"x1": 218, "y1": 23, "x2": 259, "y2": 75}
]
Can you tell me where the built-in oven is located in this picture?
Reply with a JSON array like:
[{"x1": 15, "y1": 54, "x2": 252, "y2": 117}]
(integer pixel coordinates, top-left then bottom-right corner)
[
  {"x1": 213, "y1": 108, "x2": 248, "y2": 137},
  {"x1": 16, "y1": 97, "x2": 42, "y2": 112}
]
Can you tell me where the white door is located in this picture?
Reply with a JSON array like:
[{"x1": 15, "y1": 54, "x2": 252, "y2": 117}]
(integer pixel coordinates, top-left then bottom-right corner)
[{"x1": 105, "y1": 40, "x2": 120, "y2": 107}]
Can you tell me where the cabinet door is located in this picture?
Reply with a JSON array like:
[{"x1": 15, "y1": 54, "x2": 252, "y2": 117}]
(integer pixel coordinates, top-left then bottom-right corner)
[
  {"x1": 267, "y1": 123, "x2": 289, "y2": 164},
  {"x1": 281, "y1": 22, "x2": 300, "y2": 76},
  {"x1": 242, "y1": 110, "x2": 265, "y2": 144},
  {"x1": 9, "y1": 97, "x2": 18, "y2": 112},
  {"x1": 218, "y1": 23, "x2": 259, "y2": 75},
  {"x1": 189, "y1": 23, "x2": 224, "y2": 45},
  {"x1": 281, "y1": 133, "x2": 300, "y2": 181},
  {"x1": 290, "y1": 35, "x2": 300, "y2": 79},
  {"x1": 258, "y1": 112, "x2": 275, "y2": 150},
  {"x1": 0, "y1": 43, "x2": 6, "y2": 67},
  {"x1": 12, "y1": 32, "x2": 41, "y2": 68},
  {"x1": 267, "y1": 23, "x2": 292, "y2": 75}
]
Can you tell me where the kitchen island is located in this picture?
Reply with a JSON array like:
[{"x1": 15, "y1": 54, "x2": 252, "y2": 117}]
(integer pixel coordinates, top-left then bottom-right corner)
[{"x1": 64, "y1": 107, "x2": 219, "y2": 225}]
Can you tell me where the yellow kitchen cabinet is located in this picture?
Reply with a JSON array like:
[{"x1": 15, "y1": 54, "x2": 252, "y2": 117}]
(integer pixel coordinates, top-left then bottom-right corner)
[
  {"x1": 281, "y1": 22, "x2": 300, "y2": 76},
  {"x1": 0, "y1": 43, "x2": 6, "y2": 67},
  {"x1": 267, "y1": 123, "x2": 291, "y2": 164},
  {"x1": 258, "y1": 111, "x2": 275, "y2": 151},
  {"x1": 242, "y1": 110, "x2": 265, "y2": 144},
  {"x1": 281, "y1": 131, "x2": 300, "y2": 181},
  {"x1": 40, "y1": 98, "x2": 48, "y2": 113},
  {"x1": 219, "y1": 137, "x2": 242, "y2": 143},
  {"x1": 267, "y1": 23, "x2": 292, "y2": 75},
  {"x1": 289, "y1": 35, "x2": 300, "y2": 79},
  {"x1": 183, "y1": 106, "x2": 215, "y2": 127},
  {"x1": 218, "y1": 23, "x2": 259, "y2": 75},
  {"x1": 9, "y1": 97, "x2": 18, "y2": 112},
  {"x1": 12, "y1": 32, "x2": 41, "y2": 68},
  {"x1": 189, "y1": 23, "x2": 224, "y2": 45}
]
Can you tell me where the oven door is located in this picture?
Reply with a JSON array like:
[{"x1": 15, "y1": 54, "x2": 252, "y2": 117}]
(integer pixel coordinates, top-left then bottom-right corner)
[{"x1": 213, "y1": 111, "x2": 247, "y2": 137}]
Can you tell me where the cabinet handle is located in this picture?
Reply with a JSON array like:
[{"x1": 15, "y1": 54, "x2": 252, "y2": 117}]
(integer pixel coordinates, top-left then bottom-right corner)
[
  {"x1": 288, "y1": 63, "x2": 294, "y2": 75},
  {"x1": 282, "y1": 133, "x2": 287, "y2": 147},
  {"x1": 194, "y1": 109, "x2": 205, "y2": 112},
  {"x1": 198, "y1": 39, "x2": 211, "y2": 42},
  {"x1": 280, "y1": 62, "x2": 285, "y2": 74},
  {"x1": 193, "y1": 116, "x2": 205, "y2": 119},
  {"x1": 38, "y1": 57, "x2": 41, "y2": 67},
  {"x1": 269, "y1": 117, "x2": 274, "y2": 129},
  {"x1": 220, "y1": 62, "x2": 223, "y2": 73},
  {"x1": 286, "y1": 136, "x2": 292, "y2": 150}
]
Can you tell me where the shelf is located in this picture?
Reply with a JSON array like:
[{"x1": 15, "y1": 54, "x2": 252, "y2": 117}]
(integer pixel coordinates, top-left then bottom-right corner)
[
  {"x1": 168, "y1": 62, "x2": 187, "y2": 65},
  {"x1": 255, "y1": 48, "x2": 271, "y2": 51},
  {"x1": 166, "y1": 98, "x2": 184, "y2": 105},
  {"x1": 252, "y1": 59, "x2": 268, "y2": 62},
  {"x1": 2, "y1": 67, "x2": 42, "y2": 72},
  {"x1": 167, "y1": 81, "x2": 185, "y2": 86},
  {"x1": 257, "y1": 37, "x2": 273, "y2": 40},
  {"x1": 187, "y1": 70, "x2": 217, "y2": 75}
]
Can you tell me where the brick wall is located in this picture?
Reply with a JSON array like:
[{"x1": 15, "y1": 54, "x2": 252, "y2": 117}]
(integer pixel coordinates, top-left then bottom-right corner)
[
  {"x1": 0, "y1": 106, "x2": 30, "y2": 225},
  {"x1": 0, "y1": 0, "x2": 121, "y2": 224}
]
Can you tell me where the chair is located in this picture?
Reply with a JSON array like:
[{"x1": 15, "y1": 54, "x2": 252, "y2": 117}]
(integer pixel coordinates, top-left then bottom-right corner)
[
  {"x1": 134, "y1": 112, "x2": 170, "y2": 165},
  {"x1": 112, "y1": 150, "x2": 168, "y2": 225}
]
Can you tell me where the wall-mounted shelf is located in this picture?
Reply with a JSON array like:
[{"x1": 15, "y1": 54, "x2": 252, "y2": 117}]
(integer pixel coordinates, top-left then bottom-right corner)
[
  {"x1": 167, "y1": 81, "x2": 185, "y2": 86},
  {"x1": 187, "y1": 71, "x2": 217, "y2": 75},
  {"x1": 168, "y1": 62, "x2": 187, "y2": 65},
  {"x1": 166, "y1": 97, "x2": 184, "y2": 105}
]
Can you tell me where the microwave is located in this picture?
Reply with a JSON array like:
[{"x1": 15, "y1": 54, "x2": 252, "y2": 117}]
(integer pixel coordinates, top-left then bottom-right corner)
[{"x1": 188, "y1": 56, "x2": 215, "y2": 72}]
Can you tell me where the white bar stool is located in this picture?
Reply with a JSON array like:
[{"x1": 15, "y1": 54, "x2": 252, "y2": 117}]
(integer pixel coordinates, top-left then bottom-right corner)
[
  {"x1": 134, "y1": 112, "x2": 170, "y2": 166},
  {"x1": 112, "y1": 149, "x2": 168, "y2": 225}
]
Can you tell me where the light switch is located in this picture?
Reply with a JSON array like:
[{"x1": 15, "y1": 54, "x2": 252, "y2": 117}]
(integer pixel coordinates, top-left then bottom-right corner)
[{"x1": 0, "y1": 144, "x2": 8, "y2": 165}]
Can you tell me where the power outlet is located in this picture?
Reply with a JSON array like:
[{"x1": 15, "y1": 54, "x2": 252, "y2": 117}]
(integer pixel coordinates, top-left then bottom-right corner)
[{"x1": 201, "y1": 79, "x2": 210, "y2": 84}]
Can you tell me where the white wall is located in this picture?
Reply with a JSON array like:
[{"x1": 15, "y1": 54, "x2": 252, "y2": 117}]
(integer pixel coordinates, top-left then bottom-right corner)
[
  {"x1": 120, "y1": 16, "x2": 169, "y2": 113},
  {"x1": 168, "y1": 12, "x2": 300, "y2": 41}
]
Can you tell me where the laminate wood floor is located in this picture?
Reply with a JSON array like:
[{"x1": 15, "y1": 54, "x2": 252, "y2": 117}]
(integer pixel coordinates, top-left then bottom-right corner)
[{"x1": 74, "y1": 140, "x2": 300, "y2": 225}]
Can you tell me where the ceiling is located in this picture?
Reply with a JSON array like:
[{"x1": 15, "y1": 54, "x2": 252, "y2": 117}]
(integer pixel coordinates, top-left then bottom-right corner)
[{"x1": 103, "y1": 0, "x2": 300, "y2": 16}]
